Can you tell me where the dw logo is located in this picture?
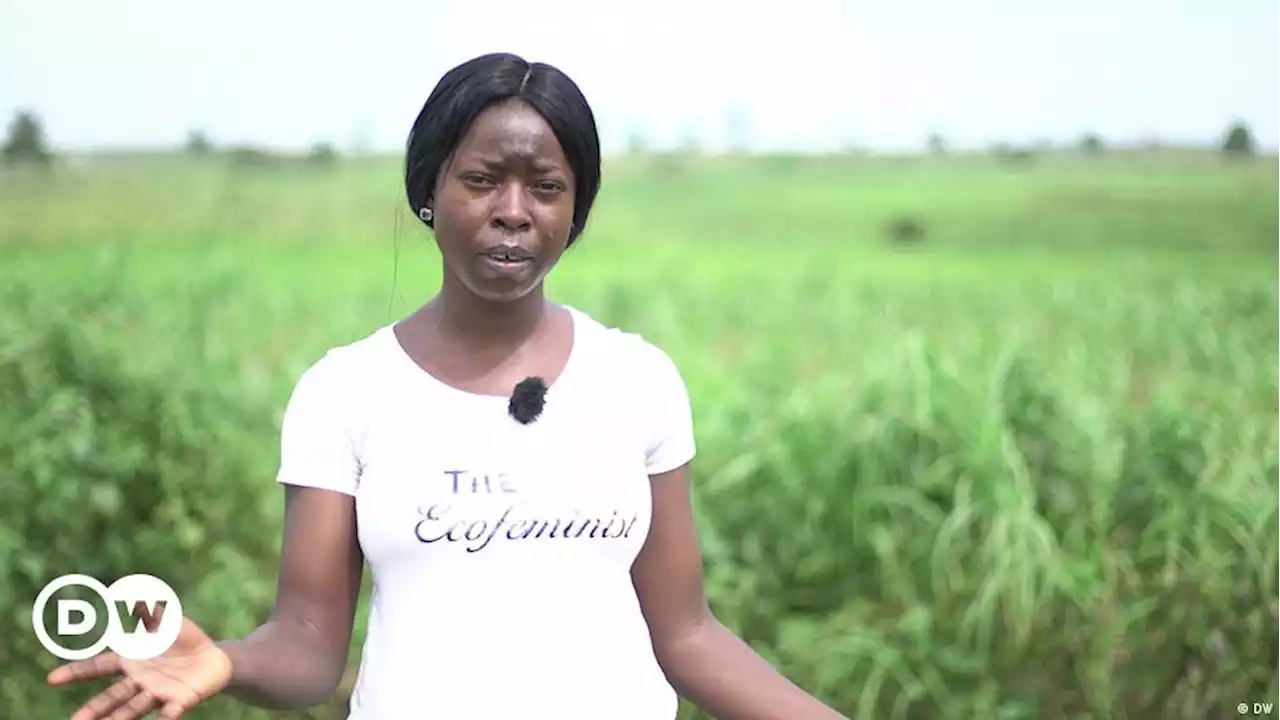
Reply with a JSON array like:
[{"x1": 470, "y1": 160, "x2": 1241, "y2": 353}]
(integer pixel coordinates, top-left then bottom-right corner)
[{"x1": 31, "y1": 574, "x2": 184, "y2": 661}]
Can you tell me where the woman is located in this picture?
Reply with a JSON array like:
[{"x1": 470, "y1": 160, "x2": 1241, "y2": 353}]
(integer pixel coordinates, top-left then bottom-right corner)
[{"x1": 47, "y1": 52, "x2": 848, "y2": 720}]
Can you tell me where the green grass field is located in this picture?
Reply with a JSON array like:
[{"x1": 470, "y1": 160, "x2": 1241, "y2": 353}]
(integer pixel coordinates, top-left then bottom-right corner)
[{"x1": 2, "y1": 149, "x2": 1277, "y2": 719}]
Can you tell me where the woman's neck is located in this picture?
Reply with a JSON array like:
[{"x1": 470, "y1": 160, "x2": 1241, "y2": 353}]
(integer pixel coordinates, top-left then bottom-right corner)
[{"x1": 422, "y1": 277, "x2": 551, "y2": 348}]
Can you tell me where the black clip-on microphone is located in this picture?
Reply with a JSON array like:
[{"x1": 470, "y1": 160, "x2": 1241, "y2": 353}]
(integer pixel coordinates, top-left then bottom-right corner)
[{"x1": 508, "y1": 376, "x2": 548, "y2": 425}]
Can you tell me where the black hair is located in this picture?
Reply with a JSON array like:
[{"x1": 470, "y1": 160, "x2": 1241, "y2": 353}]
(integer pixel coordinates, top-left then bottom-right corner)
[{"x1": 404, "y1": 52, "x2": 602, "y2": 247}]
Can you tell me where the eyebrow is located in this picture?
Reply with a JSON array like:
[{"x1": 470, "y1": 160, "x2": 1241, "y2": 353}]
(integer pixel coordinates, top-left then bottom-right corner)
[{"x1": 468, "y1": 153, "x2": 563, "y2": 173}]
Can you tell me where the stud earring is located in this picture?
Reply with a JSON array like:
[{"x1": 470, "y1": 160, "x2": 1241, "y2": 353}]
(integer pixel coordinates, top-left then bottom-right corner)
[{"x1": 419, "y1": 207, "x2": 433, "y2": 223}]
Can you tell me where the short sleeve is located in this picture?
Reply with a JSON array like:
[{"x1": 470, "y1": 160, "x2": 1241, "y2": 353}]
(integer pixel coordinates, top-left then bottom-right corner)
[
  {"x1": 641, "y1": 342, "x2": 697, "y2": 475},
  {"x1": 275, "y1": 353, "x2": 362, "y2": 496}
]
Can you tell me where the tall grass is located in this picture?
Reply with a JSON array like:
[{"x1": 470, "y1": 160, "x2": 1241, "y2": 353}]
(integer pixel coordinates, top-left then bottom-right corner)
[{"x1": 1, "y1": 150, "x2": 1276, "y2": 718}]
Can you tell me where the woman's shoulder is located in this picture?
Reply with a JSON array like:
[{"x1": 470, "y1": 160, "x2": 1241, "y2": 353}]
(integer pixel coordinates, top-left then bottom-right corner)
[
  {"x1": 567, "y1": 305, "x2": 684, "y2": 383},
  {"x1": 288, "y1": 323, "x2": 401, "y2": 394}
]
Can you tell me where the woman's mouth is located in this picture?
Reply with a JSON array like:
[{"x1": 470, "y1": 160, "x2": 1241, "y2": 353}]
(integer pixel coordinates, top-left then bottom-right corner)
[{"x1": 479, "y1": 247, "x2": 535, "y2": 275}]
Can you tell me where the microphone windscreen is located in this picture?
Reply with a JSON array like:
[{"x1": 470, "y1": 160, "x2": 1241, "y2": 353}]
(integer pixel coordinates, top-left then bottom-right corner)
[{"x1": 509, "y1": 376, "x2": 548, "y2": 424}]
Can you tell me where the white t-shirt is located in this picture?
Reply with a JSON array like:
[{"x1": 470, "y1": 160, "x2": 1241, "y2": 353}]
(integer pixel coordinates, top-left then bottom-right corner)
[{"x1": 274, "y1": 305, "x2": 696, "y2": 720}]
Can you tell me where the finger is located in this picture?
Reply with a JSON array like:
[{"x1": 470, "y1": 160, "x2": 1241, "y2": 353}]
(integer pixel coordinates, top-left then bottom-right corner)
[
  {"x1": 69, "y1": 678, "x2": 137, "y2": 720},
  {"x1": 156, "y1": 701, "x2": 186, "y2": 720},
  {"x1": 104, "y1": 689, "x2": 157, "y2": 720},
  {"x1": 48, "y1": 653, "x2": 123, "y2": 685}
]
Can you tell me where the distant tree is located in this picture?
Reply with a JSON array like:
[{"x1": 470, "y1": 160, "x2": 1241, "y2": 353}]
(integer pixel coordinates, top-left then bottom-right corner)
[
  {"x1": 1221, "y1": 121, "x2": 1255, "y2": 156},
  {"x1": 2, "y1": 110, "x2": 53, "y2": 166},
  {"x1": 186, "y1": 130, "x2": 212, "y2": 154},
  {"x1": 927, "y1": 133, "x2": 946, "y2": 155},
  {"x1": 307, "y1": 142, "x2": 338, "y2": 167},
  {"x1": 227, "y1": 145, "x2": 279, "y2": 170},
  {"x1": 1079, "y1": 132, "x2": 1105, "y2": 155},
  {"x1": 991, "y1": 141, "x2": 1034, "y2": 166}
]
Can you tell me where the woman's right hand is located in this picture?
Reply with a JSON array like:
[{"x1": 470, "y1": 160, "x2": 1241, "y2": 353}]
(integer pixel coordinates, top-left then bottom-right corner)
[{"x1": 47, "y1": 617, "x2": 233, "y2": 720}]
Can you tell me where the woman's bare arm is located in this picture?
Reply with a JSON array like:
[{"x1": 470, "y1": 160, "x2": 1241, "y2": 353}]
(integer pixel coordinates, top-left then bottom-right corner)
[
  {"x1": 218, "y1": 485, "x2": 363, "y2": 709},
  {"x1": 633, "y1": 464, "x2": 847, "y2": 720}
]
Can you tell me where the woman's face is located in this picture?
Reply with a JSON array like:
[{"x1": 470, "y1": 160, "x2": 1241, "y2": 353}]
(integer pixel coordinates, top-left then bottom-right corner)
[{"x1": 428, "y1": 98, "x2": 576, "y2": 303}]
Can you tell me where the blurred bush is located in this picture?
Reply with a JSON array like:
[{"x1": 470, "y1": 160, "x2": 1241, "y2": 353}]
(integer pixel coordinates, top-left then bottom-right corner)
[
  {"x1": 2, "y1": 273, "x2": 1274, "y2": 719},
  {"x1": 2, "y1": 109, "x2": 54, "y2": 167},
  {"x1": 3, "y1": 136, "x2": 1279, "y2": 720},
  {"x1": 186, "y1": 130, "x2": 213, "y2": 155},
  {"x1": 680, "y1": 348, "x2": 1277, "y2": 718},
  {"x1": 0, "y1": 275, "x2": 291, "y2": 718},
  {"x1": 1222, "y1": 121, "x2": 1256, "y2": 156},
  {"x1": 884, "y1": 215, "x2": 927, "y2": 246},
  {"x1": 1079, "y1": 132, "x2": 1105, "y2": 155},
  {"x1": 307, "y1": 143, "x2": 339, "y2": 168}
]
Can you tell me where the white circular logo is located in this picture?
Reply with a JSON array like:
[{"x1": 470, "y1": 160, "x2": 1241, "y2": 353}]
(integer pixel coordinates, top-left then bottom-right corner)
[{"x1": 32, "y1": 574, "x2": 184, "y2": 661}]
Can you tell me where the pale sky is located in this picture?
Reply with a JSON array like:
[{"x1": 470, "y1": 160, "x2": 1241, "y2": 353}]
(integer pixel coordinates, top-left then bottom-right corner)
[{"x1": 2, "y1": 0, "x2": 1277, "y2": 154}]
